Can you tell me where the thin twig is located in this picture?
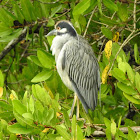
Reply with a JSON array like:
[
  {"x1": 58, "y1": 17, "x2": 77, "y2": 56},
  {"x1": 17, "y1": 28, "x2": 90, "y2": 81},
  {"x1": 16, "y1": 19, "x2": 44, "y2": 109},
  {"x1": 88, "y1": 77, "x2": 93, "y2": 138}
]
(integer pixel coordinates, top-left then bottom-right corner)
[
  {"x1": 19, "y1": 41, "x2": 31, "y2": 61},
  {"x1": 135, "y1": 66, "x2": 140, "y2": 72},
  {"x1": 92, "y1": 20, "x2": 107, "y2": 26},
  {"x1": 7, "y1": 80, "x2": 25, "y2": 84},
  {"x1": 128, "y1": 31, "x2": 140, "y2": 42},
  {"x1": 91, "y1": 26, "x2": 116, "y2": 45},
  {"x1": 83, "y1": 6, "x2": 97, "y2": 37},
  {"x1": 35, "y1": 0, "x2": 61, "y2": 4},
  {"x1": 52, "y1": 8, "x2": 71, "y2": 20},
  {"x1": 91, "y1": 35, "x2": 105, "y2": 45},
  {"x1": 91, "y1": 11, "x2": 116, "y2": 45},
  {"x1": 107, "y1": 0, "x2": 139, "y2": 73},
  {"x1": 133, "y1": 0, "x2": 137, "y2": 30},
  {"x1": 108, "y1": 30, "x2": 135, "y2": 74},
  {"x1": 97, "y1": 39, "x2": 106, "y2": 62}
]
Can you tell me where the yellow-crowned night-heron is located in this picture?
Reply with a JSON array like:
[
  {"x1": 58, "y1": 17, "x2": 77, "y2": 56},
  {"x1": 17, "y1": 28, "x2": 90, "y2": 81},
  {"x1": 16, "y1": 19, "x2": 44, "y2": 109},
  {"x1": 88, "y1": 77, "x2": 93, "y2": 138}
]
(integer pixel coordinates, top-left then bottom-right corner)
[{"x1": 46, "y1": 20, "x2": 100, "y2": 118}]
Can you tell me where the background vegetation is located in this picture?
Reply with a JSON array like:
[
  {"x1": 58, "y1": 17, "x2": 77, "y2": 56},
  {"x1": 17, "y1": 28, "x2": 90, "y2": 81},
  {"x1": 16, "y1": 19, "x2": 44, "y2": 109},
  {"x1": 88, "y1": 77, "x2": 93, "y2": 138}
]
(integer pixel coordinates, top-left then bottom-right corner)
[{"x1": 0, "y1": 0, "x2": 140, "y2": 139}]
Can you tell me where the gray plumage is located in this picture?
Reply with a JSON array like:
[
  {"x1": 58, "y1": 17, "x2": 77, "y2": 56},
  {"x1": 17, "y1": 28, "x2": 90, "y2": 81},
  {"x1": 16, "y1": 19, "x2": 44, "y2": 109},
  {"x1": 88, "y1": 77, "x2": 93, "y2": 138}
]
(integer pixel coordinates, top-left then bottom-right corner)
[{"x1": 46, "y1": 20, "x2": 100, "y2": 113}]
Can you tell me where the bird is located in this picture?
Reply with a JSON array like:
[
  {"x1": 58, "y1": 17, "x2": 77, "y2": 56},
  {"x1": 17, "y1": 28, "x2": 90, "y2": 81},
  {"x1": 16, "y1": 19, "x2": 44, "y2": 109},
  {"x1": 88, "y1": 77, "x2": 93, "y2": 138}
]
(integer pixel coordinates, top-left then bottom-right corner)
[{"x1": 46, "y1": 20, "x2": 100, "y2": 118}]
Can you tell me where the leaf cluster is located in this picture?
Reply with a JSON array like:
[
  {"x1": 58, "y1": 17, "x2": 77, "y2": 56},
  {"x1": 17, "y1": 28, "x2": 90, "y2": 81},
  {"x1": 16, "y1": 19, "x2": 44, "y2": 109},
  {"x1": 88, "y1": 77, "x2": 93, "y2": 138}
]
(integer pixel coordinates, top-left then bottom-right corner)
[{"x1": 0, "y1": 0, "x2": 140, "y2": 139}]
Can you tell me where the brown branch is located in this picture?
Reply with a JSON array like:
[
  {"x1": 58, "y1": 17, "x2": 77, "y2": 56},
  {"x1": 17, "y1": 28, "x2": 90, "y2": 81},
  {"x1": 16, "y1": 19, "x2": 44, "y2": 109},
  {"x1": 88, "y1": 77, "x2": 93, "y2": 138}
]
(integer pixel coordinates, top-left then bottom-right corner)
[{"x1": 0, "y1": 28, "x2": 27, "y2": 61}]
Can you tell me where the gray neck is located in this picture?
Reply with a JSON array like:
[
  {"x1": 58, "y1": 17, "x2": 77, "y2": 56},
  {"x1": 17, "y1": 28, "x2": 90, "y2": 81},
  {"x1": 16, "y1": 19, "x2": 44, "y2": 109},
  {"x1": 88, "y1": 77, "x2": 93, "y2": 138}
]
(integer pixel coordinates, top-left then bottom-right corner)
[{"x1": 51, "y1": 34, "x2": 74, "y2": 61}]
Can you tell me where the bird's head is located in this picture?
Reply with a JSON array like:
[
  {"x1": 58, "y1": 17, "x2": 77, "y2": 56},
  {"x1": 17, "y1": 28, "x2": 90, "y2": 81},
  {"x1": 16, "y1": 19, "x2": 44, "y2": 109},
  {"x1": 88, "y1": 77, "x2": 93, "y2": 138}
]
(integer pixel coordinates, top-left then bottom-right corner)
[{"x1": 46, "y1": 20, "x2": 77, "y2": 37}]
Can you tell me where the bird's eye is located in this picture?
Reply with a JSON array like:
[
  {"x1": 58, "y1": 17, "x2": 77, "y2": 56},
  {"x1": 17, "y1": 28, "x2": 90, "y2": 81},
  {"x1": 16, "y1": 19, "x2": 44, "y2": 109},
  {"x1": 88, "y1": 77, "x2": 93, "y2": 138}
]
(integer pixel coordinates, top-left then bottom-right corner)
[{"x1": 57, "y1": 26, "x2": 61, "y2": 30}]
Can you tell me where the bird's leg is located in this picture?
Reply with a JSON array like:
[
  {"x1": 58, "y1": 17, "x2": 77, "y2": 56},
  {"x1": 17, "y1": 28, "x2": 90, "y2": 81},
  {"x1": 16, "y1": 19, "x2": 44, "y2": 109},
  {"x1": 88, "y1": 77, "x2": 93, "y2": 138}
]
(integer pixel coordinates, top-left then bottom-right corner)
[
  {"x1": 76, "y1": 97, "x2": 79, "y2": 119},
  {"x1": 69, "y1": 93, "x2": 77, "y2": 118}
]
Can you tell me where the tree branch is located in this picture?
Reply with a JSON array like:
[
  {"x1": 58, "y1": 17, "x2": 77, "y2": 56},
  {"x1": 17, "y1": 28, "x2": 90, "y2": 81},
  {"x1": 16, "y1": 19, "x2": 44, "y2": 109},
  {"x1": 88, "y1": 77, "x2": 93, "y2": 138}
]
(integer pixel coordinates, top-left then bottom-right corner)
[
  {"x1": 0, "y1": 28, "x2": 27, "y2": 61},
  {"x1": 133, "y1": 0, "x2": 137, "y2": 30}
]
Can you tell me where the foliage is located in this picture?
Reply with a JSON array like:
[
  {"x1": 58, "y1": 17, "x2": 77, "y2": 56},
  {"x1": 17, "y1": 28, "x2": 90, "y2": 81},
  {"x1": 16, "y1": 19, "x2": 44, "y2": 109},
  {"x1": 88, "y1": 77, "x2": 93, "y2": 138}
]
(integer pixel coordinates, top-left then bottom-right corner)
[{"x1": 0, "y1": 0, "x2": 140, "y2": 139}]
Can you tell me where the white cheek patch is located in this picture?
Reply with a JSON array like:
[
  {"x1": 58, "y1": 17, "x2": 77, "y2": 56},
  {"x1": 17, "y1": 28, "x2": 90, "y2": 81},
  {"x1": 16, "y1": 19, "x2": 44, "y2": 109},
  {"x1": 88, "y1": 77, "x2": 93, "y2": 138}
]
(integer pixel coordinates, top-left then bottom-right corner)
[{"x1": 59, "y1": 28, "x2": 67, "y2": 33}]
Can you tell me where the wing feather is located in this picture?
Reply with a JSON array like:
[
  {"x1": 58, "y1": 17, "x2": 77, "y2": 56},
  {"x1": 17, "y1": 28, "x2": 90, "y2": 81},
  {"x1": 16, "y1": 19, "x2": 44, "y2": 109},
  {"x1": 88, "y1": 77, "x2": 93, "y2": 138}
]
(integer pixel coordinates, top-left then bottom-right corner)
[{"x1": 63, "y1": 36, "x2": 100, "y2": 113}]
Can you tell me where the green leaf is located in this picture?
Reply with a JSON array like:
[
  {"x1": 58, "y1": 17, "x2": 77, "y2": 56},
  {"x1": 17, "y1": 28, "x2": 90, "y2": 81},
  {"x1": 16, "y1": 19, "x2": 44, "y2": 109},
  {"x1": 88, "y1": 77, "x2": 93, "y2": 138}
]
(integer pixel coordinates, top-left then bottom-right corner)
[
  {"x1": 101, "y1": 27, "x2": 113, "y2": 39},
  {"x1": 0, "y1": 23, "x2": 13, "y2": 37},
  {"x1": 46, "y1": 36, "x2": 54, "y2": 46},
  {"x1": 51, "y1": 99, "x2": 60, "y2": 112},
  {"x1": 21, "y1": 0, "x2": 36, "y2": 22},
  {"x1": 56, "y1": 125, "x2": 71, "y2": 140},
  {"x1": 63, "y1": 111, "x2": 71, "y2": 128},
  {"x1": 77, "y1": 125, "x2": 84, "y2": 140},
  {"x1": 21, "y1": 0, "x2": 31, "y2": 22},
  {"x1": 104, "y1": 117, "x2": 111, "y2": 129},
  {"x1": 134, "y1": 44, "x2": 140, "y2": 64},
  {"x1": 111, "y1": 68, "x2": 126, "y2": 82},
  {"x1": 125, "y1": 63, "x2": 135, "y2": 83},
  {"x1": 97, "y1": 0, "x2": 103, "y2": 15},
  {"x1": 117, "y1": 3, "x2": 128, "y2": 22},
  {"x1": 72, "y1": 115, "x2": 76, "y2": 139},
  {"x1": 118, "y1": 62, "x2": 127, "y2": 73},
  {"x1": 101, "y1": 84, "x2": 108, "y2": 95},
  {"x1": 29, "y1": 95, "x2": 34, "y2": 113},
  {"x1": 117, "y1": 129, "x2": 127, "y2": 139},
  {"x1": 40, "y1": 3, "x2": 50, "y2": 18},
  {"x1": 33, "y1": 1, "x2": 43, "y2": 18},
  {"x1": 13, "y1": 4, "x2": 24, "y2": 24},
  {"x1": 9, "y1": 134, "x2": 17, "y2": 140},
  {"x1": 32, "y1": 84, "x2": 51, "y2": 106},
  {"x1": 123, "y1": 92, "x2": 140, "y2": 104},
  {"x1": 111, "y1": 120, "x2": 116, "y2": 136},
  {"x1": 106, "y1": 128, "x2": 112, "y2": 140},
  {"x1": 46, "y1": 108, "x2": 54, "y2": 124},
  {"x1": 47, "y1": 18, "x2": 55, "y2": 27},
  {"x1": 22, "y1": 113, "x2": 33, "y2": 124},
  {"x1": 0, "y1": 8, "x2": 16, "y2": 26},
  {"x1": 135, "y1": 72, "x2": 140, "y2": 93},
  {"x1": 100, "y1": 16, "x2": 118, "y2": 25},
  {"x1": 37, "y1": 49, "x2": 55, "y2": 69},
  {"x1": 85, "y1": 126, "x2": 91, "y2": 136},
  {"x1": 12, "y1": 100, "x2": 27, "y2": 115},
  {"x1": 51, "y1": 5, "x2": 62, "y2": 17},
  {"x1": 117, "y1": 82, "x2": 137, "y2": 95},
  {"x1": 31, "y1": 69, "x2": 53, "y2": 83},
  {"x1": 8, "y1": 123, "x2": 32, "y2": 134},
  {"x1": 0, "y1": 100, "x2": 13, "y2": 111},
  {"x1": 29, "y1": 55, "x2": 43, "y2": 67},
  {"x1": 0, "y1": 28, "x2": 22, "y2": 42},
  {"x1": 128, "y1": 127, "x2": 136, "y2": 140},
  {"x1": 118, "y1": 116, "x2": 122, "y2": 128},
  {"x1": 11, "y1": 90, "x2": 18, "y2": 99},
  {"x1": 103, "y1": 0, "x2": 118, "y2": 11},
  {"x1": 0, "y1": 70, "x2": 4, "y2": 87},
  {"x1": 22, "y1": 91, "x2": 28, "y2": 106},
  {"x1": 13, "y1": 112, "x2": 29, "y2": 127},
  {"x1": 73, "y1": 0, "x2": 90, "y2": 17}
]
